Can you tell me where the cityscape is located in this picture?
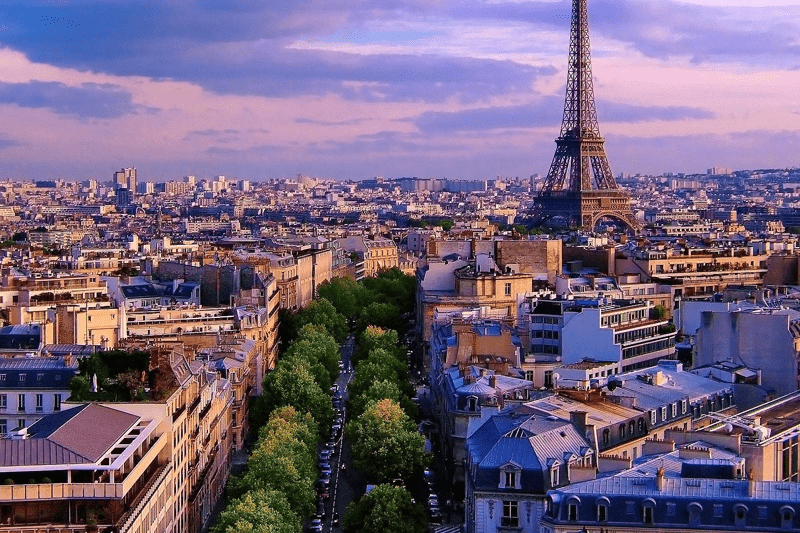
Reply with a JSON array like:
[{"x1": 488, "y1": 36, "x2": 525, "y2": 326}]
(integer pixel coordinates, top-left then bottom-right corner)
[{"x1": 1, "y1": 1, "x2": 800, "y2": 533}]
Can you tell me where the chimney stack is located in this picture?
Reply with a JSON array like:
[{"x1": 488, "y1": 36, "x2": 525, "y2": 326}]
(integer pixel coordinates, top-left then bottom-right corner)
[
  {"x1": 656, "y1": 466, "x2": 665, "y2": 491},
  {"x1": 570, "y1": 411, "x2": 588, "y2": 436},
  {"x1": 489, "y1": 374, "x2": 497, "y2": 389}
]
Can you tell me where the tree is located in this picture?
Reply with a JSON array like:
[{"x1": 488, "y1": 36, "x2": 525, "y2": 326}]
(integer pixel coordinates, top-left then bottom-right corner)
[
  {"x1": 317, "y1": 277, "x2": 362, "y2": 319},
  {"x1": 294, "y1": 298, "x2": 348, "y2": 343},
  {"x1": 68, "y1": 375, "x2": 91, "y2": 401},
  {"x1": 286, "y1": 324, "x2": 340, "y2": 384},
  {"x1": 212, "y1": 489, "x2": 300, "y2": 533},
  {"x1": 357, "y1": 302, "x2": 402, "y2": 334},
  {"x1": 260, "y1": 357, "x2": 333, "y2": 435},
  {"x1": 239, "y1": 433, "x2": 316, "y2": 517},
  {"x1": 345, "y1": 399, "x2": 429, "y2": 483},
  {"x1": 353, "y1": 326, "x2": 402, "y2": 367},
  {"x1": 348, "y1": 379, "x2": 417, "y2": 420},
  {"x1": 342, "y1": 484, "x2": 427, "y2": 533}
]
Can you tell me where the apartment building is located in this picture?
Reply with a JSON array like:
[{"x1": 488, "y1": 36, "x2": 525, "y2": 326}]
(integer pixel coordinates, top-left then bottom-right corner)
[{"x1": 522, "y1": 296, "x2": 676, "y2": 374}]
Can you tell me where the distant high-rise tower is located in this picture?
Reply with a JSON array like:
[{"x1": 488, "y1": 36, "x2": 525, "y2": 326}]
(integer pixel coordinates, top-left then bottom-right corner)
[
  {"x1": 535, "y1": 0, "x2": 638, "y2": 230},
  {"x1": 114, "y1": 167, "x2": 137, "y2": 203}
]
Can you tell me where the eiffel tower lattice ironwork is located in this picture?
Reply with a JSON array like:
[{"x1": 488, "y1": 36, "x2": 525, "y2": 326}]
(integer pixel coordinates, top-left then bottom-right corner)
[{"x1": 535, "y1": 0, "x2": 638, "y2": 231}]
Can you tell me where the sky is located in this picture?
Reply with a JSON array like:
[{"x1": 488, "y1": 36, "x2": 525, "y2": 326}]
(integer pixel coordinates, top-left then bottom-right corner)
[{"x1": 0, "y1": 0, "x2": 798, "y2": 183}]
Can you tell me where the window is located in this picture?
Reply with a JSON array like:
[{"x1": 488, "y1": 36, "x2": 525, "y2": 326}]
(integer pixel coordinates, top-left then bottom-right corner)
[
  {"x1": 568, "y1": 503, "x2": 578, "y2": 521},
  {"x1": 681, "y1": 399, "x2": 688, "y2": 413},
  {"x1": 17, "y1": 394, "x2": 25, "y2": 412},
  {"x1": 18, "y1": 374, "x2": 25, "y2": 383},
  {"x1": 619, "y1": 424, "x2": 626, "y2": 438},
  {"x1": 502, "y1": 501, "x2": 518, "y2": 527},
  {"x1": 644, "y1": 506, "x2": 654, "y2": 524},
  {"x1": 650, "y1": 410, "x2": 657, "y2": 425},
  {"x1": 54, "y1": 394, "x2": 61, "y2": 412},
  {"x1": 544, "y1": 371, "x2": 553, "y2": 388},
  {"x1": 17, "y1": 419, "x2": 25, "y2": 429},
  {"x1": 504, "y1": 471, "x2": 517, "y2": 489},
  {"x1": 597, "y1": 501, "x2": 609, "y2": 522},
  {"x1": 602, "y1": 429, "x2": 609, "y2": 445},
  {"x1": 550, "y1": 466, "x2": 559, "y2": 487},
  {"x1": 688, "y1": 503, "x2": 702, "y2": 527},
  {"x1": 0, "y1": 395, "x2": 6, "y2": 409},
  {"x1": 781, "y1": 506, "x2": 795, "y2": 529},
  {"x1": 504, "y1": 283, "x2": 511, "y2": 296},
  {"x1": 35, "y1": 394, "x2": 43, "y2": 412},
  {"x1": 0, "y1": 419, "x2": 5, "y2": 434},
  {"x1": 661, "y1": 406, "x2": 667, "y2": 421},
  {"x1": 638, "y1": 418, "x2": 645, "y2": 432},
  {"x1": 671, "y1": 403, "x2": 677, "y2": 417}
]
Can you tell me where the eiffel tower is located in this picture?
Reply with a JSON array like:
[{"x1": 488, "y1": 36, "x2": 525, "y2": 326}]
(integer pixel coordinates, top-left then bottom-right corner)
[{"x1": 535, "y1": 0, "x2": 639, "y2": 231}]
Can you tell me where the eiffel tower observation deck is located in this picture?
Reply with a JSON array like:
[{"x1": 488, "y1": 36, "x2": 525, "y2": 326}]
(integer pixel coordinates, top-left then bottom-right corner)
[{"x1": 535, "y1": 0, "x2": 639, "y2": 231}]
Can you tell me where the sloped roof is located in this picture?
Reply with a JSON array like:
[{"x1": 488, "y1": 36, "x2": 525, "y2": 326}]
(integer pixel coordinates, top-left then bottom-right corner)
[
  {"x1": 120, "y1": 284, "x2": 160, "y2": 298},
  {"x1": 1, "y1": 403, "x2": 140, "y2": 467}
]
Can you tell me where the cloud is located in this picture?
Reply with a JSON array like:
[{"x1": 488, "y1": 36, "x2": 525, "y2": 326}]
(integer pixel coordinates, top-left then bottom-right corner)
[
  {"x1": 453, "y1": 0, "x2": 800, "y2": 66},
  {"x1": 0, "y1": 1, "x2": 556, "y2": 102},
  {"x1": 0, "y1": 80, "x2": 151, "y2": 118},
  {"x1": 415, "y1": 98, "x2": 713, "y2": 133},
  {"x1": 0, "y1": 138, "x2": 18, "y2": 150},
  {"x1": 295, "y1": 117, "x2": 371, "y2": 126},
  {"x1": 184, "y1": 129, "x2": 242, "y2": 143}
]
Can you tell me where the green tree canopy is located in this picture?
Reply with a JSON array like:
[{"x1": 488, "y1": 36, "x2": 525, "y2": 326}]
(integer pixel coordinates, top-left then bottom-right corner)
[
  {"x1": 348, "y1": 379, "x2": 418, "y2": 420},
  {"x1": 317, "y1": 277, "x2": 363, "y2": 319},
  {"x1": 286, "y1": 324, "x2": 340, "y2": 384},
  {"x1": 294, "y1": 298, "x2": 348, "y2": 344},
  {"x1": 259, "y1": 357, "x2": 333, "y2": 436},
  {"x1": 345, "y1": 399, "x2": 428, "y2": 483},
  {"x1": 212, "y1": 489, "x2": 300, "y2": 533},
  {"x1": 235, "y1": 423, "x2": 317, "y2": 516},
  {"x1": 342, "y1": 484, "x2": 427, "y2": 533},
  {"x1": 353, "y1": 326, "x2": 402, "y2": 367},
  {"x1": 357, "y1": 302, "x2": 402, "y2": 337}
]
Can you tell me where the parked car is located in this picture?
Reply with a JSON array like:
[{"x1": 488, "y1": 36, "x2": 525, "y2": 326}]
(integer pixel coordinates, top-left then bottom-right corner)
[{"x1": 307, "y1": 518, "x2": 323, "y2": 532}]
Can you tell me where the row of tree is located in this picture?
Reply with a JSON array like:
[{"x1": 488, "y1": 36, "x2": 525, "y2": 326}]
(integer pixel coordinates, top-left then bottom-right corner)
[
  {"x1": 332, "y1": 270, "x2": 429, "y2": 533},
  {"x1": 215, "y1": 300, "x2": 345, "y2": 532},
  {"x1": 213, "y1": 268, "x2": 419, "y2": 532}
]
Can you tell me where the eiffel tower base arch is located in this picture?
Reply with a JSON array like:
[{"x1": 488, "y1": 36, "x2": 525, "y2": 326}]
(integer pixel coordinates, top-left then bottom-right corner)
[{"x1": 534, "y1": 190, "x2": 639, "y2": 231}]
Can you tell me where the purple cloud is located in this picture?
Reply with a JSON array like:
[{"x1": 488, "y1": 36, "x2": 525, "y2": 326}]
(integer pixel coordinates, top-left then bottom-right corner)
[
  {"x1": 415, "y1": 99, "x2": 713, "y2": 133},
  {"x1": 0, "y1": 81, "x2": 151, "y2": 119}
]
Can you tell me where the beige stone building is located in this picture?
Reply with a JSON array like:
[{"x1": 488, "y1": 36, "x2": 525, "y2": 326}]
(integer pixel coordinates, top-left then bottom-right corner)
[
  {"x1": 416, "y1": 238, "x2": 562, "y2": 342},
  {"x1": 0, "y1": 342, "x2": 234, "y2": 533}
]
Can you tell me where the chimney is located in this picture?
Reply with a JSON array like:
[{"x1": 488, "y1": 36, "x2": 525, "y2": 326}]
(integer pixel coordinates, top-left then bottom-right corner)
[
  {"x1": 656, "y1": 466, "x2": 665, "y2": 491},
  {"x1": 748, "y1": 468, "x2": 756, "y2": 497},
  {"x1": 570, "y1": 411, "x2": 587, "y2": 435},
  {"x1": 489, "y1": 374, "x2": 497, "y2": 389}
]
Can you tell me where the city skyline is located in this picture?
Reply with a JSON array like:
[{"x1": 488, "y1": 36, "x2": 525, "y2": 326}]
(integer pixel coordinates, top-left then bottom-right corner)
[{"x1": 0, "y1": 0, "x2": 798, "y2": 182}]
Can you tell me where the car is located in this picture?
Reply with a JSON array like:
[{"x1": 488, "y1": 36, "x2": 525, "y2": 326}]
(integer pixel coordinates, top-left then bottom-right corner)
[
  {"x1": 316, "y1": 500, "x2": 326, "y2": 519},
  {"x1": 428, "y1": 495, "x2": 439, "y2": 507},
  {"x1": 318, "y1": 449, "x2": 332, "y2": 461},
  {"x1": 423, "y1": 468, "x2": 434, "y2": 479},
  {"x1": 428, "y1": 511, "x2": 442, "y2": 524},
  {"x1": 307, "y1": 518, "x2": 323, "y2": 532},
  {"x1": 331, "y1": 423, "x2": 342, "y2": 436},
  {"x1": 316, "y1": 477, "x2": 330, "y2": 490},
  {"x1": 320, "y1": 465, "x2": 332, "y2": 477},
  {"x1": 318, "y1": 460, "x2": 331, "y2": 471}
]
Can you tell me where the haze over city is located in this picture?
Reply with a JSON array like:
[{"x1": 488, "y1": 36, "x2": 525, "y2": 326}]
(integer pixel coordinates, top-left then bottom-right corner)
[{"x1": 0, "y1": 0, "x2": 798, "y2": 181}]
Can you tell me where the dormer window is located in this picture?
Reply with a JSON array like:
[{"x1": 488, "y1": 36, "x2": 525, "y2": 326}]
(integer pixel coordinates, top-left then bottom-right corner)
[
  {"x1": 550, "y1": 465, "x2": 560, "y2": 487},
  {"x1": 505, "y1": 471, "x2": 517, "y2": 489}
]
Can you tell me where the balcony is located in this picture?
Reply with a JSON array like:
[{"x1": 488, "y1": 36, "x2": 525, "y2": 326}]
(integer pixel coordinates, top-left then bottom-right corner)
[{"x1": 0, "y1": 482, "x2": 124, "y2": 501}]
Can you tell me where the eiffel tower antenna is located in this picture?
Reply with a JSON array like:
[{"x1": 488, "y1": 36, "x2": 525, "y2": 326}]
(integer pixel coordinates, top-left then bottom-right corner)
[{"x1": 535, "y1": 0, "x2": 639, "y2": 231}]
